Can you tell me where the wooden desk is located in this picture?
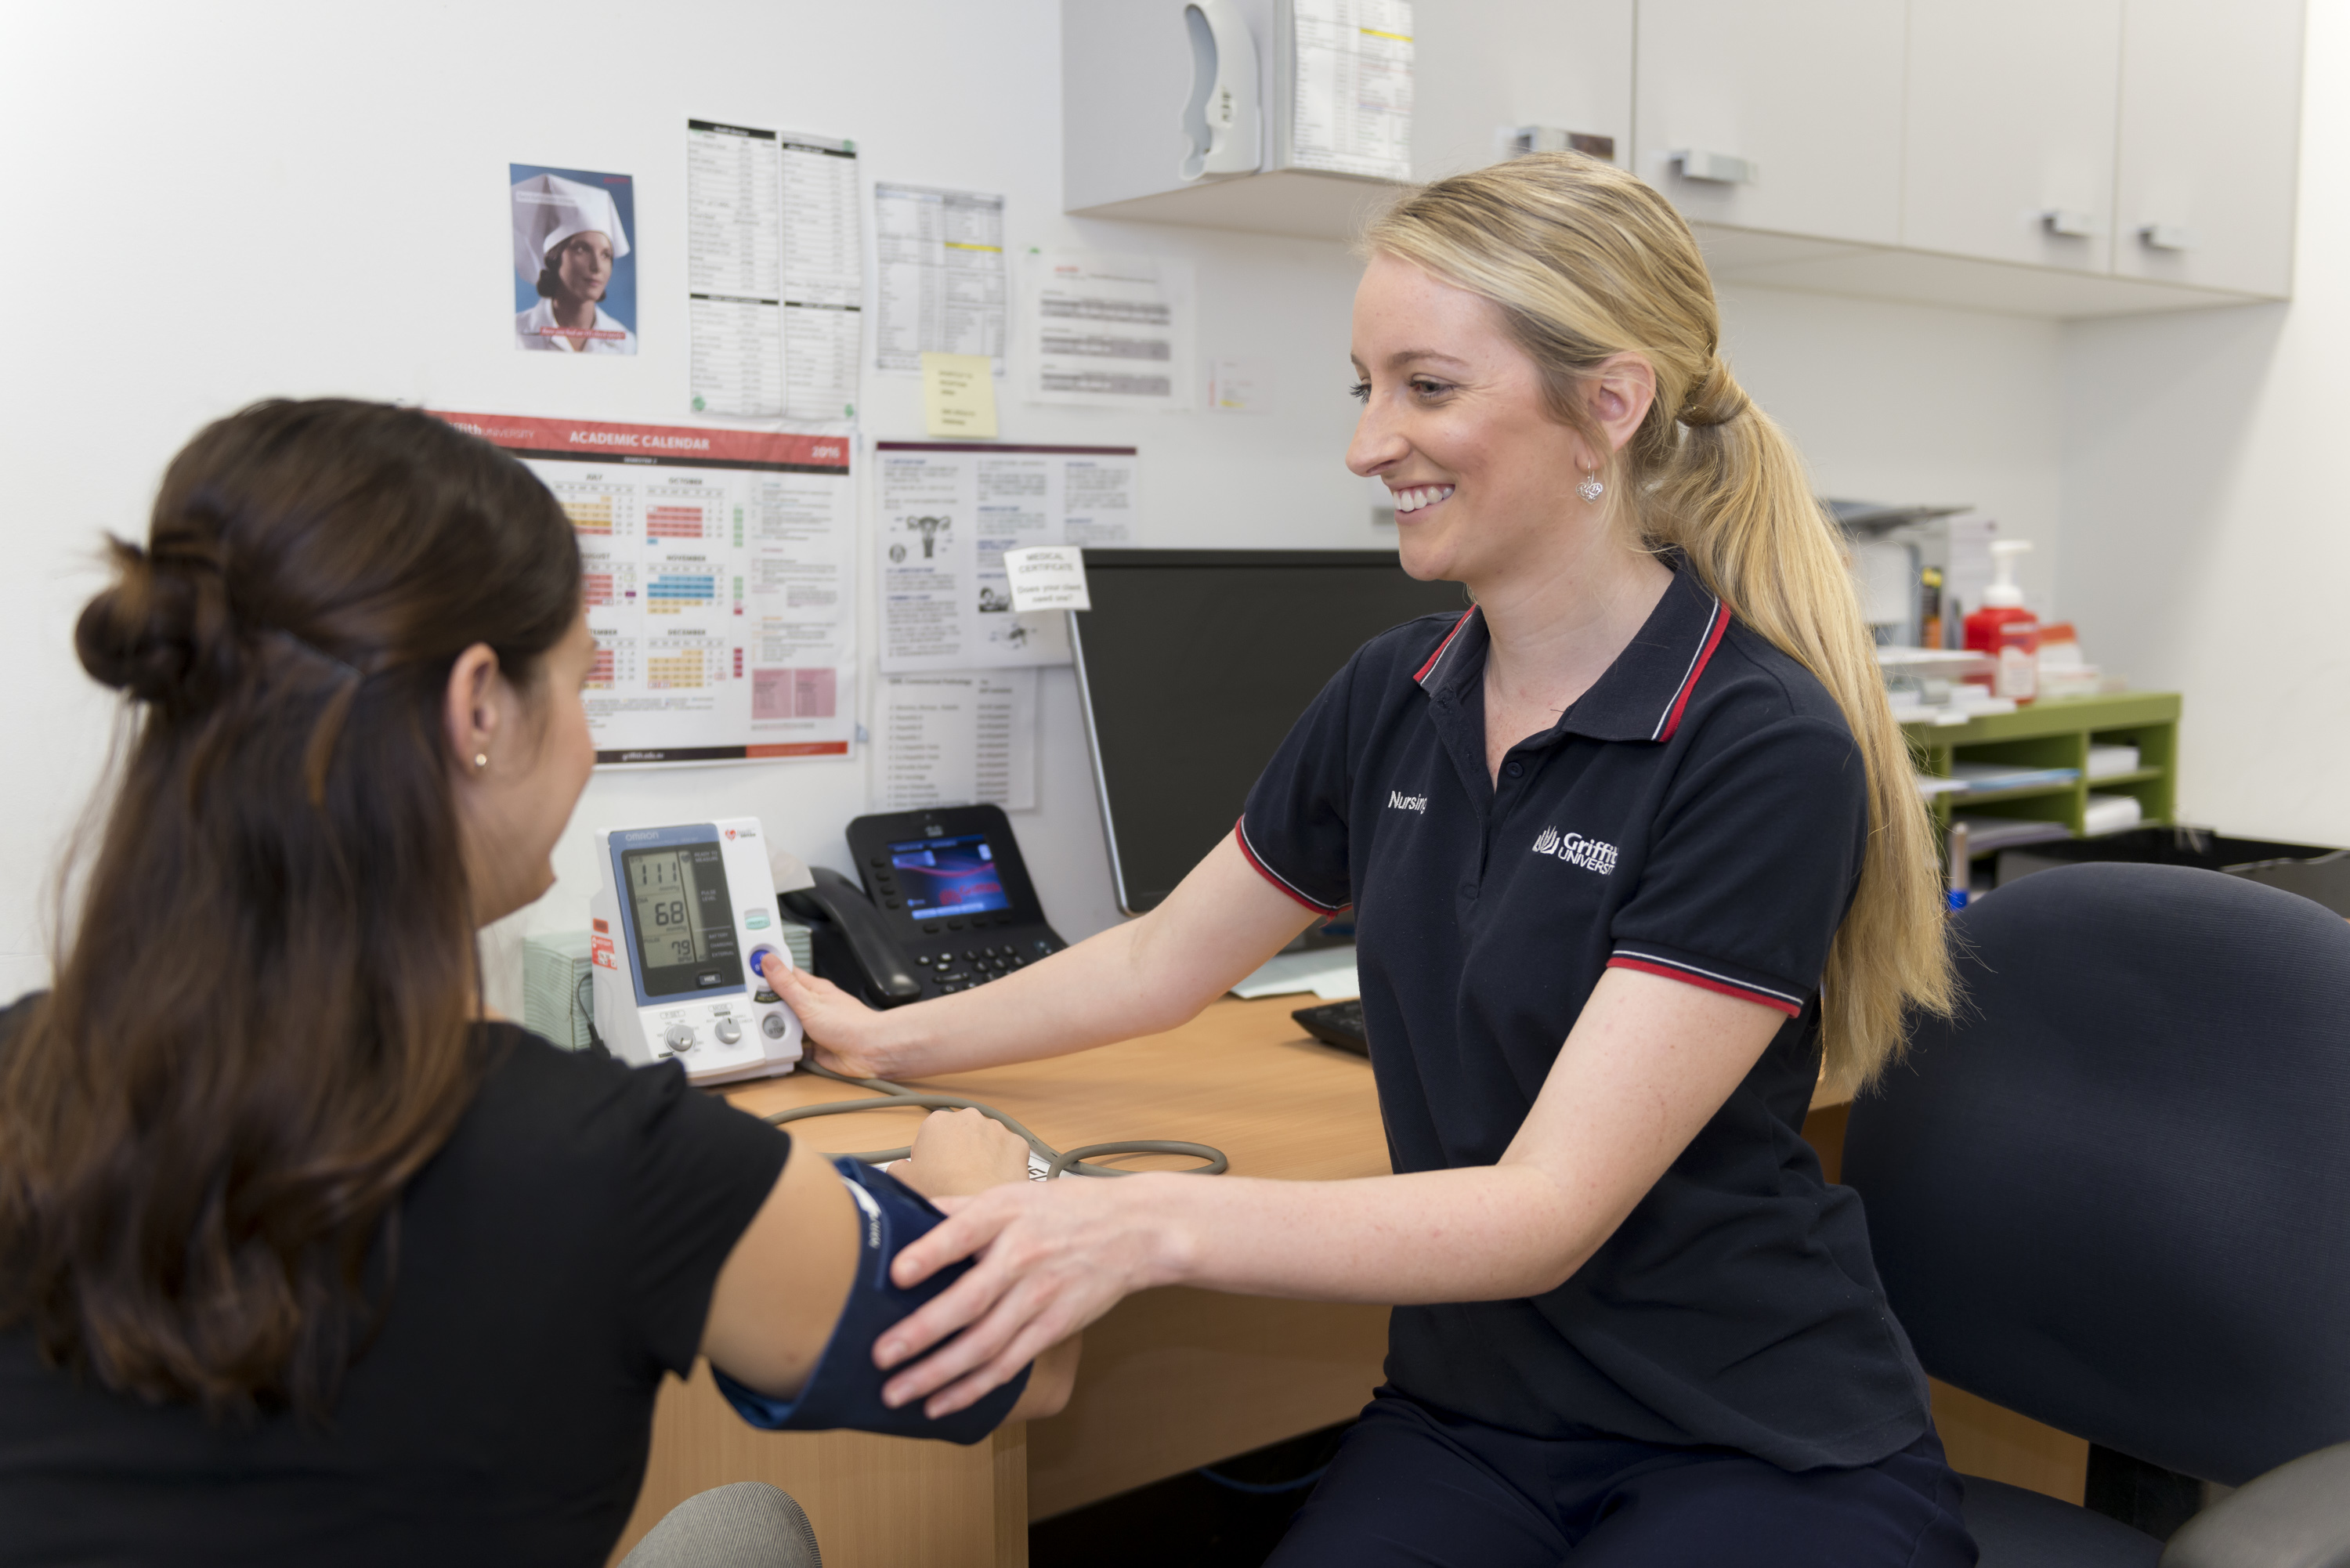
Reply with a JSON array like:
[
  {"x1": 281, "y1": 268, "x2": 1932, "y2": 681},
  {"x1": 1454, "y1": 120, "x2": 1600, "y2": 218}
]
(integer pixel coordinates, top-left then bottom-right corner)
[
  {"x1": 610, "y1": 997, "x2": 1392, "y2": 1567},
  {"x1": 611, "y1": 1003, "x2": 2084, "y2": 1564}
]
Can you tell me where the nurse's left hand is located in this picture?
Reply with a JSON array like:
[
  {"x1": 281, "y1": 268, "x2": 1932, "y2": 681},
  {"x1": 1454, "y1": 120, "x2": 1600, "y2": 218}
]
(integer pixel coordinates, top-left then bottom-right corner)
[{"x1": 873, "y1": 1173, "x2": 1178, "y2": 1417}]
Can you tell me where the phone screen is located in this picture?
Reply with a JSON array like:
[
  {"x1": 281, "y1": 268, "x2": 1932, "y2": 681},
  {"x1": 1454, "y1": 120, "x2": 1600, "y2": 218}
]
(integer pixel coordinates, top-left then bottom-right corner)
[
  {"x1": 623, "y1": 843, "x2": 745, "y2": 996},
  {"x1": 888, "y1": 833, "x2": 1012, "y2": 920}
]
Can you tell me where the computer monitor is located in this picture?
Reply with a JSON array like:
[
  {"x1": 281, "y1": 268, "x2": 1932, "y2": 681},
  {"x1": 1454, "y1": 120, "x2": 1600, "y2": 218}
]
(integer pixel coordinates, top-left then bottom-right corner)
[{"x1": 1071, "y1": 549, "x2": 1469, "y2": 916}]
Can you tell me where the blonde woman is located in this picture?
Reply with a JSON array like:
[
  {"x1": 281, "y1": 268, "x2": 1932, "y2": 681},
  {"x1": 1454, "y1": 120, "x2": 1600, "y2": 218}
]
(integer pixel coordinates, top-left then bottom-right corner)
[{"x1": 768, "y1": 154, "x2": 1971, "y2": 1565}]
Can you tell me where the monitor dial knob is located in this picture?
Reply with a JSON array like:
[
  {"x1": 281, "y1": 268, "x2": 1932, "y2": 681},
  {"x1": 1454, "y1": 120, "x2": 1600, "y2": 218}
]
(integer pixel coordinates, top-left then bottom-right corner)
[
  {"x1": 664, "y1": 1023, "x2": 695, "y2": 1051},
  {"x1": 715, "y1": 1018, "x2": 743, "y2": 1046}
]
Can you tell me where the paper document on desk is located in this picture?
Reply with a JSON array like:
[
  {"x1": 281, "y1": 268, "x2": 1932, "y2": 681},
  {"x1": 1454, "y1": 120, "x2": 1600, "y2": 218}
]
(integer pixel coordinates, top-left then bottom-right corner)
[{"x1": 1232, "y1": 949, "x2": 1360, "y2": 1001}]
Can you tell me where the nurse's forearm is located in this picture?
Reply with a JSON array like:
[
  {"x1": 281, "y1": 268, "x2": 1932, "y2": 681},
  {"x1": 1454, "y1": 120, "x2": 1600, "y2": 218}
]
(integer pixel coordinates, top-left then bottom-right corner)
[
  {"x1": 865, "y1": 919, "x2": 1196, "y2": 1075},
  {"x1": 866, "y1": 835, "x2": 1317, "y2": 1077},
  {"x1": 1137, "y1": 1163, "x2": 1612, "y2": 1304}
]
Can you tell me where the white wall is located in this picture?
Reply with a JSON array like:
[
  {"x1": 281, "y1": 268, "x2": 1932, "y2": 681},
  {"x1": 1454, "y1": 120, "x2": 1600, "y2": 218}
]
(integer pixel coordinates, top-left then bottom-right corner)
[
  {"x1": 0, "y1": 1, "x2": 2071, "y2": 1007},
  {"x1": 2058, "y1": 2, "x2": 2340, "y2": 844}
]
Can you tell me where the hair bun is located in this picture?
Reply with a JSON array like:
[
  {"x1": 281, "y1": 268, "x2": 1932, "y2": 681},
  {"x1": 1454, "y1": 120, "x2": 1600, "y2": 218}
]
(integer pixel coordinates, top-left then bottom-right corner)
[{"x1": 76, "y1": 537, "x2": 240, "y2": 710}]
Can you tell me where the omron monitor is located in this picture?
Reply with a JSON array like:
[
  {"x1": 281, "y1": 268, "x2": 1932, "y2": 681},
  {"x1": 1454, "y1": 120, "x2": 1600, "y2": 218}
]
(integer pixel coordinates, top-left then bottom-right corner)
[{"x1": 589, "y1": 817, "x2": 804, "y2": 1085}]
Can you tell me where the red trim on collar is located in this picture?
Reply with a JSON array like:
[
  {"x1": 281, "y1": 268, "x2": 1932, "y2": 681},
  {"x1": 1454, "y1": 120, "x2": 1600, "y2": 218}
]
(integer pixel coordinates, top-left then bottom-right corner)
[
  {"x1": 1654, "y1": 602, "x2": 1731, "y2": 742},
  {"x1": 1233, "y1": 817, "x2": 1348, "y2": 915},
  {"x1": 1412, "y1": 609, "x2": 1477, "y2": 686}
]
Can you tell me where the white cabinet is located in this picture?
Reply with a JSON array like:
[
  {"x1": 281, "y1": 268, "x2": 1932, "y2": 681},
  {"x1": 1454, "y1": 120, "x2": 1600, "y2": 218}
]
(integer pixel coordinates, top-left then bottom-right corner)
[
  {"x1": 1902, "y1": 0, "x2": 2123, "y2": 274},
  {"x1": 2112, "y1": 0, "x2": 2305, "y2": 298},
  {"x1": 1411, "y1": 0, "x2": 1631, "y2": 182},
  {"x1": 1061, "y1": 0, "x2": 2305, "y2": 314},
  {"x1": 1632, "y1": 0, "x2": 1908, "y2": 247}
]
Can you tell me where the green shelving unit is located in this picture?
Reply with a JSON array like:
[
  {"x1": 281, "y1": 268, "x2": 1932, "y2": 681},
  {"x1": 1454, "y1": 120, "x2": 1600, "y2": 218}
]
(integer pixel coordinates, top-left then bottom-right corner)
[{"x1": 1904, "y1": 692, "x2": 2182, "y2": 847}]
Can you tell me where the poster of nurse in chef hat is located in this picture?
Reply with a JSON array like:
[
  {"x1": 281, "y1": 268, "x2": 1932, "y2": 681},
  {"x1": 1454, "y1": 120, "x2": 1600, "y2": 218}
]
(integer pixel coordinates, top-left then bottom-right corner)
[{"x1": 511, "y1": 166, "x2": 638, "y2": 354}]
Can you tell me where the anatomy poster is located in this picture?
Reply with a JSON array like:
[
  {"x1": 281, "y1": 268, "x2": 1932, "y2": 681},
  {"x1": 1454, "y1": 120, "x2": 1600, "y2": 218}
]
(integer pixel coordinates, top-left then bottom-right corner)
[{"x1": 873, "y1": 441, "x2": 1137, "y2": 674}]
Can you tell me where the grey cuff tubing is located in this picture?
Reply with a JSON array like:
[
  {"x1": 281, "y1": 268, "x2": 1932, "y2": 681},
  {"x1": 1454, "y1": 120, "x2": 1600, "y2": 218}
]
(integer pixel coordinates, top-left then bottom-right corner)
[{"x1": 714, "y1": 1158, "x2": 1030, "y2": 1445}]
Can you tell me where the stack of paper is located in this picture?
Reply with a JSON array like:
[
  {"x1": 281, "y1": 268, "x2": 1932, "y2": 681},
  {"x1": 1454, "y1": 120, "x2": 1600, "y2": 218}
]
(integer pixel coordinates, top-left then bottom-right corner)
[
  {"x1": 2087, "y1": 744, "x2": 2142, "y2": 780},
  {"x1": 1952, "y1": 815, "x2": 2073, "y2": 853},
  {"x1": 2083, "y1": 794, "x2": 2146, "y2": 836},
  {"x1": 1943, "y1": 762, "x2": 2082, "y2": 793}
]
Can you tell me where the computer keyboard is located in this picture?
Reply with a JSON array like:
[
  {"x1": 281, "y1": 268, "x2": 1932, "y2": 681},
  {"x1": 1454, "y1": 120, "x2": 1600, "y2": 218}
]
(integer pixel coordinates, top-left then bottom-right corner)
[{"x1": 1291, "y1": 997, "x2": 1368, "y2": 1057}]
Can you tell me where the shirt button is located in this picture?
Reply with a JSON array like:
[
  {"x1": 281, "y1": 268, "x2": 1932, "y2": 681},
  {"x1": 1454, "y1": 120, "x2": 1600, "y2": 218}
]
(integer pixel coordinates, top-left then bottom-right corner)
[
  {"x1": 1504, "y1": 760, "x2": 1524, "y2": 778},
  {"x1": 1460, "y1": 882, "x2": 1479, "y2": 899}
]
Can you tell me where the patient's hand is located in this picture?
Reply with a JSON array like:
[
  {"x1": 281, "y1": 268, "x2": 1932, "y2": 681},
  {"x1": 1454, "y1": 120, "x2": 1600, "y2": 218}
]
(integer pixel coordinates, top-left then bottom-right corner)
[{"x1": 895, "y1": 1107, "x2": 1031, "y2": 1199}]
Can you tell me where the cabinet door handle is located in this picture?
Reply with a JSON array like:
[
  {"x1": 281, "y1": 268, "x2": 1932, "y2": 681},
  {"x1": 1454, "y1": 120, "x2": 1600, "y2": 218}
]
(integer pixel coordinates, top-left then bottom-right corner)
[
  {"x1": 1668, "y1": 149, "x2": 1755, "y2": 185},
  {"x1": 2138, "y1": 223, "x2": 2196, "y2": 252},
  {"x1": 2041, "y1": 208, "x2": 2102, "y2": 239}
]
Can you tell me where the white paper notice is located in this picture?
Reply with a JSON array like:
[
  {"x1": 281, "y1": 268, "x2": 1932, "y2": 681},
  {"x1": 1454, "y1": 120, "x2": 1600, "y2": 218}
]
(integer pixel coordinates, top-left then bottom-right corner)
[
  {"x1": 780, "y1": 132, "x2": 863, "y2": 420},
  {"x1": 1209, "y1": 357, "x2": 1273, "y2": 414},
  {"x1": 1003, "y1": 546, "x2": 1090, "y2": 612},
  {"x1": 432, "y1": 411, "x2": 857, "y2": 765},
  {"x1": 1021, "y1": 251, "x2": 1194, "y2": 409},
  {"x1": 875, "y1": 442, "x2": 1137, "y2": 673},
  {"x1": 873, "y1": 671, "x2": 1039, "y2": 811},
  {"x1": 874, "y1": 183, "x2": 1007, "y2": 374},
  {"x1": 1290, "y1": 0, "x2": 1415, "y2": 181},
  {"x1": 687, "y1": 121, "x2": 784, "y2": 417}
]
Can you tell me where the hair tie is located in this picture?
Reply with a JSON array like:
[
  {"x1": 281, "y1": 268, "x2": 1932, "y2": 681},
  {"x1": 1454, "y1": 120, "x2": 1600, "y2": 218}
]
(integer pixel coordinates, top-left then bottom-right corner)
[{"x1": 1681, "y1": 361, "x2": 1751, "y2": 428}]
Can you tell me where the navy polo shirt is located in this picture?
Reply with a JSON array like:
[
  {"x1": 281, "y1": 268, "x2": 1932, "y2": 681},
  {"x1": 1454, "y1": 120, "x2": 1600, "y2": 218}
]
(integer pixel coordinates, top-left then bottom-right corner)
[{"x1": 1238, "y1": 559, "x2": 1931, "y2": 1472}]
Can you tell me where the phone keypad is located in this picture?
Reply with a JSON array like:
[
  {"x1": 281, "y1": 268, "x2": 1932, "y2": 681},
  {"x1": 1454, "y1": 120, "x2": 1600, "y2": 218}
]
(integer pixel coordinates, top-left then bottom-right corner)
[{"x1": 906, "y1": 938, "x2": 1058, "y2": 996}]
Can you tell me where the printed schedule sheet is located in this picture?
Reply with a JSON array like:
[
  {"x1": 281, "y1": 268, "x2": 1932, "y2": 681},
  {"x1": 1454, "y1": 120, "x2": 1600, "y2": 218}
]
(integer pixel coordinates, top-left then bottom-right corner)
[
  {"x1": 432, "y1": 411, "x2": 857, "y2": 765},
  {"x1": 686, "y1": 119, "x2": 864, "y2": 420}
]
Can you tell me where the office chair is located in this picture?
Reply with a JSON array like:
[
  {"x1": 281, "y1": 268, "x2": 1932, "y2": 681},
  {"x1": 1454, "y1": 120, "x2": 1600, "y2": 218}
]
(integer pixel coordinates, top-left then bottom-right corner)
[{"x1": 1842, "y1": 862, "x2": 2350, "y2": 1568}]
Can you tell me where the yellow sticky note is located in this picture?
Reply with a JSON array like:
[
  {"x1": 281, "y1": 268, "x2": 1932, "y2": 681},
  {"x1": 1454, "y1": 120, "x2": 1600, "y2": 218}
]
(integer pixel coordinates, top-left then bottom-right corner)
[{"x1": 921, "y1": 352, "x2": 999, "y2": 438}]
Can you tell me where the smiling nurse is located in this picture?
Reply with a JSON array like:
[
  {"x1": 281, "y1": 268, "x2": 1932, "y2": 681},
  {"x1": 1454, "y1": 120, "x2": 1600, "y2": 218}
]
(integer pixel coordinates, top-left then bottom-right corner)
[{"x1": 766, "y1": 153, "x2": 1974, "y2": 1566}]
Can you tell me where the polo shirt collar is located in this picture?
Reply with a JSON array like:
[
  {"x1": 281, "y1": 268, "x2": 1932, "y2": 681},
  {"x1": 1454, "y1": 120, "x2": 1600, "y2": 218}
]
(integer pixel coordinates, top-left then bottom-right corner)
[{"x1": 1412, "y1": 558, "x2": 1730, "y2": 745}]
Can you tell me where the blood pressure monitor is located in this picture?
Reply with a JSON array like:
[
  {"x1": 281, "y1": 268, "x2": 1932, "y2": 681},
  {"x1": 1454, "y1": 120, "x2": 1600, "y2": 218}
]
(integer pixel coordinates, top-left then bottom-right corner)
[{"x1": 588, "y1": 817, "x2": 804, "y2": 1086}]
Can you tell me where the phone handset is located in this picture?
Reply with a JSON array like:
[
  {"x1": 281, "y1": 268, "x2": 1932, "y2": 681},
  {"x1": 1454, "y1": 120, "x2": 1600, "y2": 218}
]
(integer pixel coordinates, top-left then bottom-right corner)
[
  {"x1": 782, "y1": 867, "x2": 925, "y2": 1007},
  {"x1": 1179, "y1": 0, "x2": 1261, "y2": 181}
]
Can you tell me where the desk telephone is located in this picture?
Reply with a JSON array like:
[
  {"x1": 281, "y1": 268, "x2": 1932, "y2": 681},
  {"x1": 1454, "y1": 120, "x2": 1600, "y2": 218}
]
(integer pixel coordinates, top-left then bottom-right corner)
[{"x1": 783, "y1": 804, "x2": 1069, "y2": 1009}]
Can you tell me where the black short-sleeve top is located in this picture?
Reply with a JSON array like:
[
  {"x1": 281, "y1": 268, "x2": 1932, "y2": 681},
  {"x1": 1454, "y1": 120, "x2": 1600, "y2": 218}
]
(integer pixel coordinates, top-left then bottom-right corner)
[
  {"x1": 0, "y1": 1019, "x2": 790, "y2": 1567},
  {"x1": 1238, "y1": 559, "x2": 1931, "y2": 1471}
]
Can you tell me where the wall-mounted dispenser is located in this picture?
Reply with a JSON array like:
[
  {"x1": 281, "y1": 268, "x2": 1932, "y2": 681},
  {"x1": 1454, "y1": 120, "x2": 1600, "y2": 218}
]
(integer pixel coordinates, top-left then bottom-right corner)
[{"x1": 1180, "y1": 0, "x2": 1261, "y2": 181}]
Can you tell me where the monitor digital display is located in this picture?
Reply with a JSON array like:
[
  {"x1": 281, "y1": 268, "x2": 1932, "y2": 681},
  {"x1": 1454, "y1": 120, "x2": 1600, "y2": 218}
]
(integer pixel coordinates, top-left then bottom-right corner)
[
  {"x1": 1072, "y1": 551, "x2": 1467, "y2": 913},
  {"x1": 622, "y1": 842, "x2": 744, "y2": 997},
  {"x1": 888, "y1": 833, "x2": 1011, "y2": 919}
]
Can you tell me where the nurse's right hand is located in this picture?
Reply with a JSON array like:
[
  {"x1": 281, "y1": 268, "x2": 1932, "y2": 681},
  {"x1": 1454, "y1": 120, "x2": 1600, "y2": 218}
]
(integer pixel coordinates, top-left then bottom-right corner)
[{"x1": 763, "y1": 955, "x2": 898, "y2": 1079}]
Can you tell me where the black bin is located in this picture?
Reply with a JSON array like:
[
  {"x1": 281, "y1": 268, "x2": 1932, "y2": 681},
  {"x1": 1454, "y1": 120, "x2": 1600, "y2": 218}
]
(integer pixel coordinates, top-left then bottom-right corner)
[{"x1": 1997, "y1": 826, "x2": 2350, "y2": 917}]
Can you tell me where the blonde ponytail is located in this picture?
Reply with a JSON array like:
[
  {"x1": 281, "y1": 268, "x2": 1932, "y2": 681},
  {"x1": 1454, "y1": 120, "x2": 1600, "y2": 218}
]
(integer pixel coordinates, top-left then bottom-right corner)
[{"x1": 1364, "y1": 154, "x2": 1954, "y2": 1089}]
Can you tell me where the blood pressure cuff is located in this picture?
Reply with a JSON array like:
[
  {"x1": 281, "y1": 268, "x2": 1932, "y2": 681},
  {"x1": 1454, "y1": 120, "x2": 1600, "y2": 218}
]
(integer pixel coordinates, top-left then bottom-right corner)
[{"x1": 712, "y1": 1157, "x2": 1030, "y2": 1445}]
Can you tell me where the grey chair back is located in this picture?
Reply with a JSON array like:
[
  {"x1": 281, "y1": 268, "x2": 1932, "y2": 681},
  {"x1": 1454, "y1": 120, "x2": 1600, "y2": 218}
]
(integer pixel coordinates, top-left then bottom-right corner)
[{"x1": 1844, "y1": 863, "x2": 2350, "y2": 1485}]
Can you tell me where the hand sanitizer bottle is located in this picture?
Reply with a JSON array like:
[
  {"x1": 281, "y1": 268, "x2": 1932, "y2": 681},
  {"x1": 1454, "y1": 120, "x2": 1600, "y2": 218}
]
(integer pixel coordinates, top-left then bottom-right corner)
[{"x1": 1964, "y1": 540, "x2": 2040, "y2": 703}]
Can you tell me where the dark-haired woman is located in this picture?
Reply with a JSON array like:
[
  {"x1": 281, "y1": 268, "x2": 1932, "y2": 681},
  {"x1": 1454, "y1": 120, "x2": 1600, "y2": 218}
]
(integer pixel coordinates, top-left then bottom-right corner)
[{"x1": 0, "y1": 399, "x2": 1072, "y2": 1566}]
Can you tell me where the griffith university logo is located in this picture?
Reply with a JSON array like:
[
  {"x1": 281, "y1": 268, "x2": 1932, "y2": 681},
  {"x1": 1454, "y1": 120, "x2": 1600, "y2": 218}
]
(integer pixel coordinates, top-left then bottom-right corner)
[{"x1": 1532, "y1": 826, "x2": 1618, "y2": 876}]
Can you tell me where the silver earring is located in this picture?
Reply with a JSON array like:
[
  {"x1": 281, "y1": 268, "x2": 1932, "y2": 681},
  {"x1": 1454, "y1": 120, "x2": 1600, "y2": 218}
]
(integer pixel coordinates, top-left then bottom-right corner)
[
  {"x1": 474, "y1": 753, "x2": 490, "y2": 769},
  {"x1": 1577, "y1": 470, "x2": 1606, "y2": 503}
]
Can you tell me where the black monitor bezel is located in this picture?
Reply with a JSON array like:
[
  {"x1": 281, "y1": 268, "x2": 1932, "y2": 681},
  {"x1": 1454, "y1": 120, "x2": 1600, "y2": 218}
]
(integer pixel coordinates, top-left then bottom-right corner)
[{"x1": 1070, "y1": 547, "x2": 1459, "y2": 917}]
